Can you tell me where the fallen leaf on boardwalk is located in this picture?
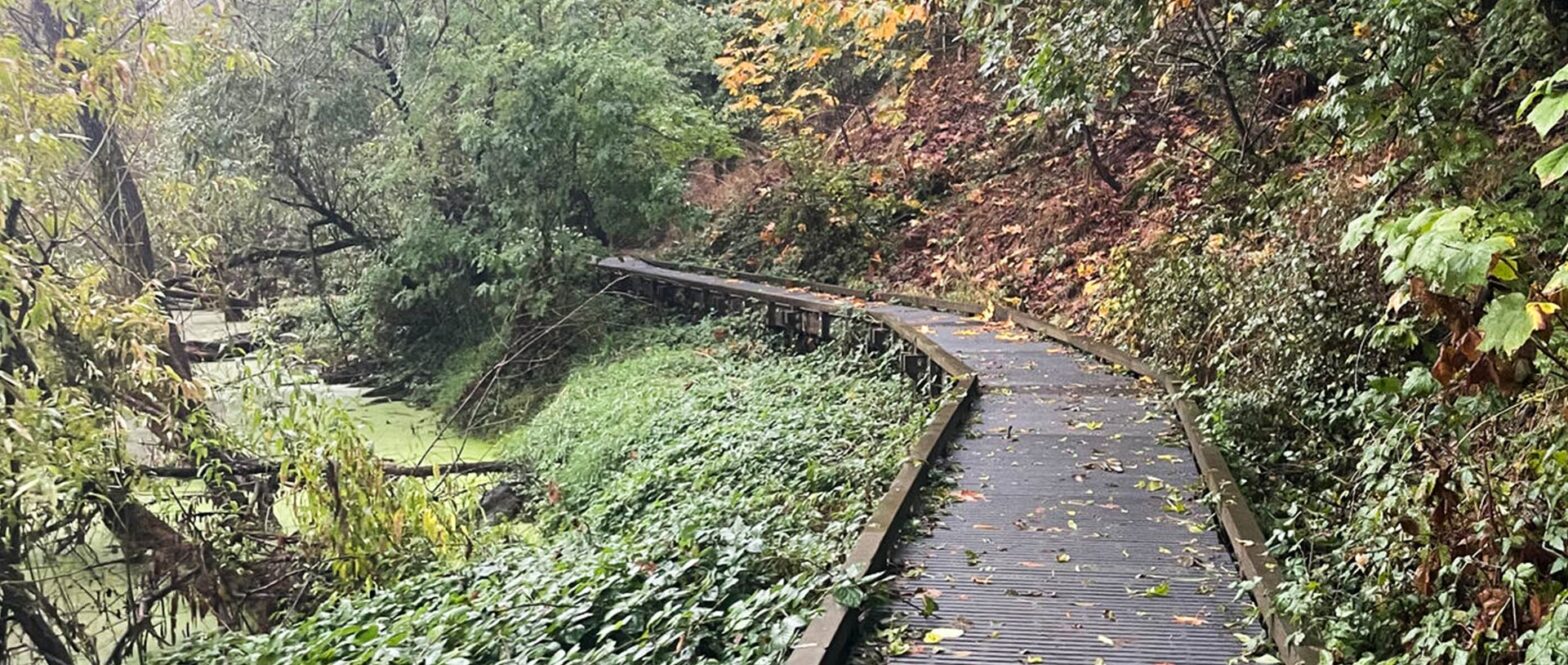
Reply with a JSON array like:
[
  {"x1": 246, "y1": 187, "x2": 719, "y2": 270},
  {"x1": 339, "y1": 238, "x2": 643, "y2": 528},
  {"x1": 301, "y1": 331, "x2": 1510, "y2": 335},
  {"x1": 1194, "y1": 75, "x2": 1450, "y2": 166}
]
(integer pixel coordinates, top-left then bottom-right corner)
[
  {"x1": 1092, "y1": 459, "x2": 1125, "y2": 473},
  {"x1": 1056, "y1": 553, "x2": 1071, "y2": 563},
  {"x1": 924, "y1": 628, "x2": 964, "y2": 643},
  {"x1": 952, "y1": 489, "x2": 988, "y2": 502},
  {"x1": 1097, "y1": 634, "x2": 1117, "y2": 647},
  {"x1": 1173, "y1": 614, "x2": 1207, "y2": 626},
  {"x1": 1075, "y1": 421, "x2": 1104, "y2": 430},
  {"x1": 971, "y1": 575, "x2": 993, "y2": 584},
  {"x1": 973, "y1": 523, "x2": 999, "y2": 530},
  {"x1": 1019, "y1": 561, "x2": 1044, "y2": 568},
  {"x1": 995, "y1": 330, "x2": 1030, "y2": 341},
  {"x1": 954, "y1": 328, "x2": 982, "y2": 336}
]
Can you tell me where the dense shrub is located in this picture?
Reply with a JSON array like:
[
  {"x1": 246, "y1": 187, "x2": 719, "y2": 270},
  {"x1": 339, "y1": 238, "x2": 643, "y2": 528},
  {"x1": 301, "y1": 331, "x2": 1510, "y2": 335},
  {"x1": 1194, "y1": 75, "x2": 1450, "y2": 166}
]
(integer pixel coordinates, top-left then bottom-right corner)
[{"x1": 692, "y1": 136, "x2": 918, "y2": 283}]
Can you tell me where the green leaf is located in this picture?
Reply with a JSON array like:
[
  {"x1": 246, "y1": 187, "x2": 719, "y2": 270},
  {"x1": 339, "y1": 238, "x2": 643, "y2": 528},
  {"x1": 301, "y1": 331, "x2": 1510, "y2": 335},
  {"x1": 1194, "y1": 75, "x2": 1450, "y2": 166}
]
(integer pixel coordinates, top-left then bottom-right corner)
[
  {"x1": 1478, "y1": 293, "x2": 1534, "y2": 355},
  {"x1": 1533, "y1": 143, "x2": 1568, "y2": 186},
  {"x1": 1401, "y1": 367, "x2": 1439, "y2": 397},
  {"x1": 1546, "y1": 264, "x2": 1568, "y2": 293},
  {"x1": 1368, "y1": 376, "x2": 1402, "y2": 394},
  {"x1": 1528, "y1": 91, "x2": 1568, "y2": 137},
  {"x1": 1340, "y1": 207, "x2": 1383, "y2": 253},
  {"x1": 1520, "y1": 63, "x2": 1568, "y2": 121},
  {"x1": 833, "y1": 586, "x2": 866, "y2": 608}
]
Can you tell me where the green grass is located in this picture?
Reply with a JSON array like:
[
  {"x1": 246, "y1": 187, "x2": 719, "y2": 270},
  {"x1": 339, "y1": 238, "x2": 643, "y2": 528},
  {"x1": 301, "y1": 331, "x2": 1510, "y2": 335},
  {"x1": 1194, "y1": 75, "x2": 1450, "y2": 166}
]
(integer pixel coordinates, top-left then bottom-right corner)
[{"x1": 164, "y1": 318, "x2": 930, "y2": 665}]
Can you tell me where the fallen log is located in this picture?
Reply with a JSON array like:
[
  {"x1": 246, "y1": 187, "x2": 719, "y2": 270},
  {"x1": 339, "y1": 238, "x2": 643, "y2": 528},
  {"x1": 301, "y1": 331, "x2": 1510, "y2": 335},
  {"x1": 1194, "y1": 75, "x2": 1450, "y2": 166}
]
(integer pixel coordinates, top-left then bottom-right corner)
[{"x1": 137, "y1": 460, "x2": 524, "y2": 479}]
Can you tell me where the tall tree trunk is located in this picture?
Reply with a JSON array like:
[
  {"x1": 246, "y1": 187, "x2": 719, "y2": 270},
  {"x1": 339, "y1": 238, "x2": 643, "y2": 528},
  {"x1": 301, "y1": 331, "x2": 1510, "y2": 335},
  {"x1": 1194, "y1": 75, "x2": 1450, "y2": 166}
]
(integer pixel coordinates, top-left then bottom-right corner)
[
  {"x1": 78, "y1": 110, "x2": 157, "y2": 283},
  {"x1": 15, "y1": 5, "x2": 282, "y2": 643}
]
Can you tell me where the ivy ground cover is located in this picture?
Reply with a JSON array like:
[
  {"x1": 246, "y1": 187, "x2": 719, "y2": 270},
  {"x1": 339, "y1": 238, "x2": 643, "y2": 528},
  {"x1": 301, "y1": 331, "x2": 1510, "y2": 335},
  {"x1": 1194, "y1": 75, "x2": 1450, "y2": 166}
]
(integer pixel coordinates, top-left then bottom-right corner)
[{"x1": 162, "y1": 320, "x2": 929, "y2": 664}]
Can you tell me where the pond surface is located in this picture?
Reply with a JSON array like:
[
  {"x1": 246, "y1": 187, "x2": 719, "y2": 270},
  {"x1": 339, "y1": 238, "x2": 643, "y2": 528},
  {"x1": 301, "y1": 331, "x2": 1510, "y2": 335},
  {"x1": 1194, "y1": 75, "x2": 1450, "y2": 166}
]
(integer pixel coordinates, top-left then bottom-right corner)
[
  {"x1": 14, "y1": 312, "x2": 496, "y2": 661},
  {"x1": 194, "y1": 357, "x2": 496, "y2": 466},
  {"x1": 169, "y1": 309, "x2": 495, "y2": 465}
]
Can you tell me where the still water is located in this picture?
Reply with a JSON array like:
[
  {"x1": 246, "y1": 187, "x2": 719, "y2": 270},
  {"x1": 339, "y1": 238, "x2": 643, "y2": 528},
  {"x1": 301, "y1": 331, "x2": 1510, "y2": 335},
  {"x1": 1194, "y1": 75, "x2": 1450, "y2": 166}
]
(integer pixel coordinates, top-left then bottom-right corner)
[{"x1": 16, "y1": 312, "x2": 495, "y2": 662}]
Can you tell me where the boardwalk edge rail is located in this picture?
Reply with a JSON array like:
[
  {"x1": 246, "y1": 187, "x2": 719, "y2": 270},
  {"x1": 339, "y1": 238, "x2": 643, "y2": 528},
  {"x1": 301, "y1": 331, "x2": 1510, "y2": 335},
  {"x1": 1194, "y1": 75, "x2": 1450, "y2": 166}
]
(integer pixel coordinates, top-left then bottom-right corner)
[{"x1": 598, "y1": 254, "x2": 1321, "y2": 665}]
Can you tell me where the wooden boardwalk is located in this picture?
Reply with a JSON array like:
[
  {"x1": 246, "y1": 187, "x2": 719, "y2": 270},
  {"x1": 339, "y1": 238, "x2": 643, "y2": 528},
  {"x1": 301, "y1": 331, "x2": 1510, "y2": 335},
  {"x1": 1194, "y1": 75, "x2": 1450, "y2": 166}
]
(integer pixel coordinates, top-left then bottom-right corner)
[
  {"x1": 599, "y1": 257, "x2": 1261, "y2": 664},
  {"x1": 873, "y1": 309, "x2": 1258, "y2": 663}
]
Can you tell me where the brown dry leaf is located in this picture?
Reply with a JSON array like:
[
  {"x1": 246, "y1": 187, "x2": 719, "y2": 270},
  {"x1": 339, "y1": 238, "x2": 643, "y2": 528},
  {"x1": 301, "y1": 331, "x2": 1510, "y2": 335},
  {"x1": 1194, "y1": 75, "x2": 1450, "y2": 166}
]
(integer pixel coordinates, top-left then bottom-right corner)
[
  {"x1": 973, "y1": 523, "x2": 999, "y2": 530},
  {"x1": 952, "y1": 489, "x2": 988, "y2": 502},
  {"x1": 1173, "y1": 615, "x2": 1207, "y2": 626}
]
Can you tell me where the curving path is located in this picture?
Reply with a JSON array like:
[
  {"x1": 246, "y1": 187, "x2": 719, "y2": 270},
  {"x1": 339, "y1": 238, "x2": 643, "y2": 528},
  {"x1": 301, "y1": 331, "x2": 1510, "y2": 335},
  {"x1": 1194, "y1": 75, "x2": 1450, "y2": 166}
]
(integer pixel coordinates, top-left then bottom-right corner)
[
  {"x1": 871, "y1": 313, "x2": 1259, "y2": 663},
  {"x1": 599, "y1": 257, "x2": 1262, "y2": 664}
]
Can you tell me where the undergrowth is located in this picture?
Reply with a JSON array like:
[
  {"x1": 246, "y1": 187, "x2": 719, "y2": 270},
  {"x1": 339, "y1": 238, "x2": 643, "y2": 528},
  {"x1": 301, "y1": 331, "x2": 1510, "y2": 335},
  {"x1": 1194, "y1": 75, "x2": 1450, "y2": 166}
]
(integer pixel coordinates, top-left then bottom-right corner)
[{"x1": 162, "y1": 317, "x2": 930, "y2": 664}]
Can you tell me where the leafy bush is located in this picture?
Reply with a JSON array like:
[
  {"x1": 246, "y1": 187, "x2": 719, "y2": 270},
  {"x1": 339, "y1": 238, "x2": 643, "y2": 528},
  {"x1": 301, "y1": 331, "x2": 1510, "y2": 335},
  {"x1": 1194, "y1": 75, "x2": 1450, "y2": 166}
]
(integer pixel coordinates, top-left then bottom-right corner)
[
  {"x1": 163, "y1": 319, "x2": 930, "y2": 664},
  {"x1": 351, "y1": 0, "x2": 734, "y2": 376},
  {"x1": 693, "y1": 136, "x2": 918, "y2": 283},
  {"x1": 176, "y1": 0, "x2": 735, "y2": 390}
]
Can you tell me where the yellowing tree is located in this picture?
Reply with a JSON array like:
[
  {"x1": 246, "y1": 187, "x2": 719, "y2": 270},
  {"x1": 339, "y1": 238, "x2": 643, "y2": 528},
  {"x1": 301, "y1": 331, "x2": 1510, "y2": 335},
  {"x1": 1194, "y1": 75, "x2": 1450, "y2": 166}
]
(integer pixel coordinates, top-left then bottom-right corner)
[{"x1": 717, "y1": 0, "x2": 932, "y2": 128}]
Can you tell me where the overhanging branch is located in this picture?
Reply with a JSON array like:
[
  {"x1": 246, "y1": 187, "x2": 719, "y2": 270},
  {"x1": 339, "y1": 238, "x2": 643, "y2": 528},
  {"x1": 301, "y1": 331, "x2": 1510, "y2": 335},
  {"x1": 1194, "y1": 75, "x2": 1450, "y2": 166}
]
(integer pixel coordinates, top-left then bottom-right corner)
[
  {"x1": 138, "y1": 460, "x2": 526, "y2": 479},
  {"x1": 223, "y1": 235, "x2": 371, "y2": 269}
]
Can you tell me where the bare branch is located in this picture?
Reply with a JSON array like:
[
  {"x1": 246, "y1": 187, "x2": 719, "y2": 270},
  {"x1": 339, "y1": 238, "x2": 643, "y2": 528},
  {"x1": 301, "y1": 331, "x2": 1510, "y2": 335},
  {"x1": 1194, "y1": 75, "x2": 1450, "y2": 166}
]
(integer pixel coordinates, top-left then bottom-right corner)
[
  {"x1": 223, "y1": 235, "x2": 372, "y2": 268},
  {"x1": 137, "y1": 460, "x2": 527, "y2": 479}
]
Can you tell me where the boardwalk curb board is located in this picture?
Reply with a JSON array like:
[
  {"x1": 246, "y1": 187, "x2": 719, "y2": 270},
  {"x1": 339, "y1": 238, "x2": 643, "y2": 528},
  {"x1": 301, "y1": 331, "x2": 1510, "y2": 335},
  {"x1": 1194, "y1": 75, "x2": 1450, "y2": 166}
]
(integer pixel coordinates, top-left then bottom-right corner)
[{"x1": 598, "y1": 256, "x2": 1321, "y2": 665}]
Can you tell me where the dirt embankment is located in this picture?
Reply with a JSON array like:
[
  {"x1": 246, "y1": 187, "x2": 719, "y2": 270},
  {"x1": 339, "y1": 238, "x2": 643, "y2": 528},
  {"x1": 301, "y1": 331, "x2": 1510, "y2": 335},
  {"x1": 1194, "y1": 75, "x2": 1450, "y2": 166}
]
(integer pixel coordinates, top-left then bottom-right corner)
[{"x1": 686, "y1": 52, "x2": 1224, "y2": 324}]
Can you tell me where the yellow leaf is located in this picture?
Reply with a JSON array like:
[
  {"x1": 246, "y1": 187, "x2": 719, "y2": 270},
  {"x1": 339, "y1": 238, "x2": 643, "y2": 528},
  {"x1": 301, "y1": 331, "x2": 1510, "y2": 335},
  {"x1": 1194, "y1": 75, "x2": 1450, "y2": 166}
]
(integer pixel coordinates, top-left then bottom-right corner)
[
  {"x1": 909, "y1": 52, "x2": 932, "y2": 72},
  {"x1": 870, "y1": 12, "x2": 900, "y2": 41},
  {"x1": 720, "y1": 61, "x2": 759, "y2": 93},
  {"x1": 1491, "y1": 259, "x2": 1518, "y2": 281},
  {"x1": 732, "y1": 94, "x2": 762, "y2": 110},
  {"x1": 803, "y1": 47, "x2": 833, "y2": 69},
  {"x1": 761, "y1": 105, "x2": 805, "y2": 129},
  {"x1": 924, "y1": 628, "x2": 964, "y2": 643},
  {"x1": 1528, "y1": 301, "x2": 1560, "y2": 330}
]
